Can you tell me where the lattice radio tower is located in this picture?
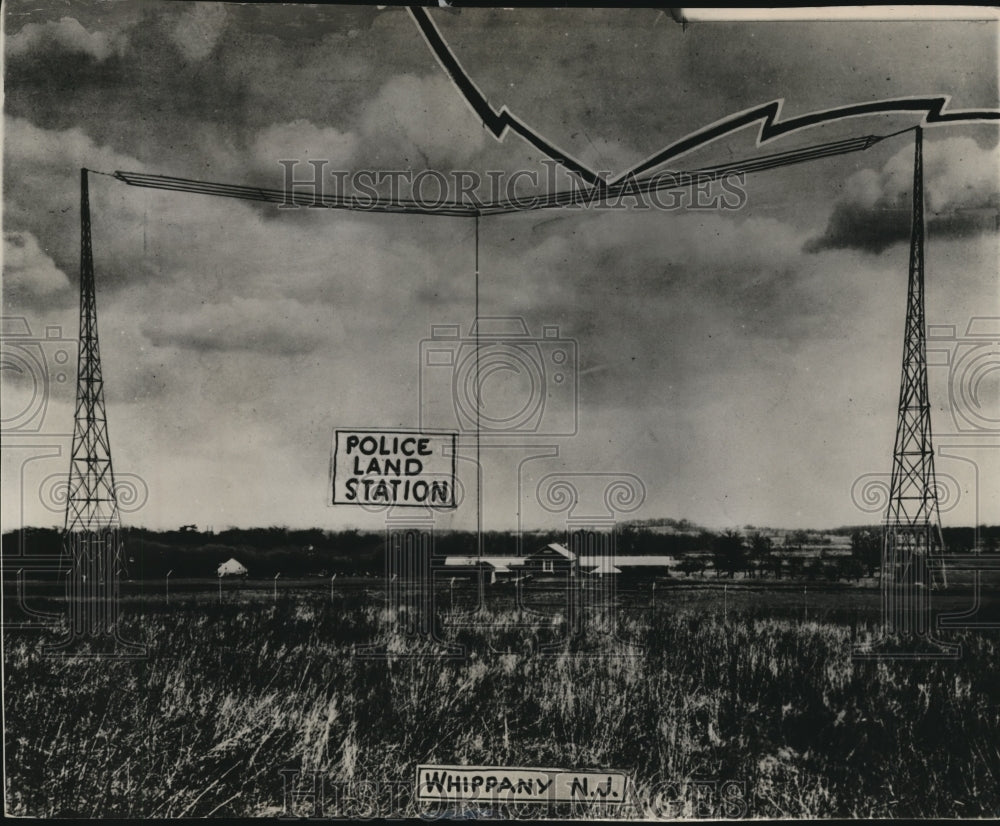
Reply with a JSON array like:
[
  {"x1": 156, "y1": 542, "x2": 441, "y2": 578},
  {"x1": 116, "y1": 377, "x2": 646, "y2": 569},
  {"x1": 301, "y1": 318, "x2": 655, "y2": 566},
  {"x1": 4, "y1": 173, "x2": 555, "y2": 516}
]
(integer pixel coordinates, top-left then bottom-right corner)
[
  {"x1": 875, "y1": 127, "x2": 956, "y2": 655},
  {"x1": 49, "y1": 170, "x2": 140, "y2": 654}
]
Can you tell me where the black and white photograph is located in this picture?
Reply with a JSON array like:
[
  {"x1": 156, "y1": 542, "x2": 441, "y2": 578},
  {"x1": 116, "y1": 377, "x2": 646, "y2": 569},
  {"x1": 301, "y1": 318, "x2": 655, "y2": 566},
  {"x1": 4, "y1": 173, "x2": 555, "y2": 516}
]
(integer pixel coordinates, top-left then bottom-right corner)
[{"x1": 2, "y1": 1, "x2": 999, "y2": 819}]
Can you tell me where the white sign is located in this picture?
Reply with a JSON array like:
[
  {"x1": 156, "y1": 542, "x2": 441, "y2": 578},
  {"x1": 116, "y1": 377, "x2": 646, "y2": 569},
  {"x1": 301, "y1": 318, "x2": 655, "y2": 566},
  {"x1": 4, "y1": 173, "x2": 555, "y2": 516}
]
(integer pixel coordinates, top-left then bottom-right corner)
[
  {"x1": 416, "y1": 765, "x2": 629, "y2": 804},
  {"x1": 332, "y1": 429, "x2": 456, "y2": 507}
]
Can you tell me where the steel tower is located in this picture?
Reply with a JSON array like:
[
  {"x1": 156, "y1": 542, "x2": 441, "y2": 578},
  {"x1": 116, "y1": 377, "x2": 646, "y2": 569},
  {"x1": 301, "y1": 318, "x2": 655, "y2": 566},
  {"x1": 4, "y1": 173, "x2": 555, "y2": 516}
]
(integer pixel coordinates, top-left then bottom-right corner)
[
  {"x1": 66, "y1": 169, "x2": 120, "y2": 536},
  {"x1": 49, "y1": 170, "x2": 140, "y2": 655},
  {"x1": 859, "y1": 128, "x2": 958, "y2": 658}
]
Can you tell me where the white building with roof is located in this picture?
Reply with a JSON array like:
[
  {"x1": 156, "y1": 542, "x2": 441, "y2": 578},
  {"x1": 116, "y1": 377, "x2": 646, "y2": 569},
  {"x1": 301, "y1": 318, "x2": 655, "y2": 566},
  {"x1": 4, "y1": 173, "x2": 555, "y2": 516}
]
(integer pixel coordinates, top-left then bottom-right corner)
[{"x1": 217, "y1": 558, "x2": 248, "y2": 577}]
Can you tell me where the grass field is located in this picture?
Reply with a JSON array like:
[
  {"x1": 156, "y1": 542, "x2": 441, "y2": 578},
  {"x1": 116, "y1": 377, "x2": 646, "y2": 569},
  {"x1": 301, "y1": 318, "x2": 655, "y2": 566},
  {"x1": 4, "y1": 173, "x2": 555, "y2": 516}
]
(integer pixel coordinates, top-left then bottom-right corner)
[{"x1": 4, "y1": 583, "x2": 1000, "y2": 818}]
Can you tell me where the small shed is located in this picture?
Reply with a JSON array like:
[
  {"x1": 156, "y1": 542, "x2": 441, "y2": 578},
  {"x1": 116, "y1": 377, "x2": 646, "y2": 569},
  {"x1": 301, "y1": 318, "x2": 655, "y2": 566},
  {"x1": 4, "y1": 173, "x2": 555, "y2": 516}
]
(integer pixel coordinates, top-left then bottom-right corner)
[{"x1": 218, "y1": 558, "x2": 248, "y2": 577}]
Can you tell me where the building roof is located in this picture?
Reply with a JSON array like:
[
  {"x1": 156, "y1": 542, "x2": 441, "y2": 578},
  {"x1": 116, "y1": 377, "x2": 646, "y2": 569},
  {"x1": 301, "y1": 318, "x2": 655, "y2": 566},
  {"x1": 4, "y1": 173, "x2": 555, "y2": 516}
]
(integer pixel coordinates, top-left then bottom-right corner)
[
  {"x1": 531, "y1": 543, "x2": 576, "y2": 560},
  {"x1": 578, "y1": 555, "x2": 678, "y2": 568},
  {"x1": 443, "y1": 551, "x2": 680, "y2": 571},
  {"x1": 443, "y1": 556, "x2": 526, "y2": 569}
]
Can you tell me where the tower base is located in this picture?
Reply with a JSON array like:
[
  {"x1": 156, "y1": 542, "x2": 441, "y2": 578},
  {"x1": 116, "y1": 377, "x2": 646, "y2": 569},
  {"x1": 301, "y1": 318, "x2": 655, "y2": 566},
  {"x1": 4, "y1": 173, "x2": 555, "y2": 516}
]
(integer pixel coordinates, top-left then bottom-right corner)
[{"x1": 852, "y1": 633, "x2": 960, "y2": 661}]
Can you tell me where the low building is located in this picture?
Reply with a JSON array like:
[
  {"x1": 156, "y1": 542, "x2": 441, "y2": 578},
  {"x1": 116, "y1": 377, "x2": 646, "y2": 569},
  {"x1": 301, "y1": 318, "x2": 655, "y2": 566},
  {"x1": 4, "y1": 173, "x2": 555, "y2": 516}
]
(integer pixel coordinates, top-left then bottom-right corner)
[
  {"x1": 583, "y1": 559, "x2": 622, "y2": 576},
  {"x1": 442, "y1": 555, "x2": 527, "y2": 584},
  {"x1": 579, "y1": 555, "x2": 678, "y2": 578},
  {"x1": 217, "y1": 558, "x2": 248, "y2": 577},
  {"x1": 442, "y1": 544, "x2": 679, "y2": 583},
  {"x1": 522, "y1": 543, "x2": 576, "y2": 576}
]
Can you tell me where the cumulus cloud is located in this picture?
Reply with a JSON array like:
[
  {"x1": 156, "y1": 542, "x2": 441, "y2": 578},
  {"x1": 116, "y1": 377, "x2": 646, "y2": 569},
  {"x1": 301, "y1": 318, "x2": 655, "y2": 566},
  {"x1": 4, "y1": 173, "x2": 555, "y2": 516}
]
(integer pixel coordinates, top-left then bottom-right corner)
[
  {"x1": 356, "y1": 73, "x2": 489, "y2": 169},
  {"x1": 168, "y1": 2, "x2": 228, "y2": 62},
  {"x1": 140, "y1": 296, "x2": 334, "y2": 356},
  {"x1": 806, "y1": 137, "x2": 1000, "y2": 253},
  {"x1": 2, "y1": 231, "x2": 72, "y2": 297},
  {"x1": 5, "y1": 4, "x2": 997, "y2": 530},
  {"x1": 251, "y1": 119, "x2": 360, "y2": 180},
  {"x1": 3, "y1": 116, "x2": 139, "y2": 170},
  {"x1": 5, "y1": 17, "x2": 126, "y2": 61},
  {"x1": 2, "y1": 117, "x2": 152, "y2": 297}
]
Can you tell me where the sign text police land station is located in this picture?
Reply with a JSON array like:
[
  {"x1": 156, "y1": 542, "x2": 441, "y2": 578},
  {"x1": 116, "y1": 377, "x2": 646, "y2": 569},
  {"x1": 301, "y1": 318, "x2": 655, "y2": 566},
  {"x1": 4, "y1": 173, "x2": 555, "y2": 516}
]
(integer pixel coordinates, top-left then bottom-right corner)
[{"x1": 332, "y1": 430, "x2": 457, "y2": 508}]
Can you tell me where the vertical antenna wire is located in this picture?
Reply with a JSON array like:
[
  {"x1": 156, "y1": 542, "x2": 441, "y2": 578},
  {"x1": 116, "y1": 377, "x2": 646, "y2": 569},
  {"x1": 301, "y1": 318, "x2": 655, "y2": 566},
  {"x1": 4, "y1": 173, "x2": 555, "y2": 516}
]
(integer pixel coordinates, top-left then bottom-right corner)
[{"x1": 474, "y1": 213, "x2": 483, "y2": 609}]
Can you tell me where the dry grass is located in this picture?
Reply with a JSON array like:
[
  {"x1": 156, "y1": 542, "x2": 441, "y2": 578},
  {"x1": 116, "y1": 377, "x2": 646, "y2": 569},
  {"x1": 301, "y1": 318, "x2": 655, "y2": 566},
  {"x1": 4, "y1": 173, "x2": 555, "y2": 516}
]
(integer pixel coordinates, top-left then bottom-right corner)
[{"x1": 4, "y1": 592, "x2": 999, "y2": 818}]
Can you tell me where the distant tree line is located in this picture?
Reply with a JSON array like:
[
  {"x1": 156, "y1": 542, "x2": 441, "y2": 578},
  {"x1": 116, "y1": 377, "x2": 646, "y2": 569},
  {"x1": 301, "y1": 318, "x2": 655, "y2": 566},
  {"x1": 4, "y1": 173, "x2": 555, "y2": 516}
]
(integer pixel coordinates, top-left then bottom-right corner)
[{"x1": 3, "y1": 523, "x2": 997, "y2": 580}]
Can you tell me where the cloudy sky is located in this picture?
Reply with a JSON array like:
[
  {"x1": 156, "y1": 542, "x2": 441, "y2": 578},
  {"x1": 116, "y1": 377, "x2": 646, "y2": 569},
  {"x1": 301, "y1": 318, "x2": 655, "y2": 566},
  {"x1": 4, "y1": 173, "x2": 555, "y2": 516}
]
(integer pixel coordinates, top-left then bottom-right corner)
[{"x1": 3, "y1": 2, "x2": 998, "y2": 532}]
